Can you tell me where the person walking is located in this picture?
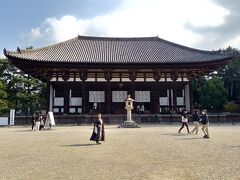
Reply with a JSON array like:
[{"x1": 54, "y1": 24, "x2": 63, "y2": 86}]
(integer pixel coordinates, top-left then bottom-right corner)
[
  {"x1": 201, "y1": 109, "x2": 210, "y2": 138},
  {"x1": 191, "y1": 110, "x2": 200, "y2": 134},
  {"x1": 90, "y1": 113, "x2": 105, "y2": 144},
  {"x1": 31, "y1": 113, "x2": 36, "y2": 131},
  {"x1": 178, "y1": 109, "x2": 190, "y2": 134},
  {"x1": 35, "y1": 112, "x2": 41, "y2": 131},
  {"x1": 39, "y1": 115, "x2": 44, "y2": 130}
]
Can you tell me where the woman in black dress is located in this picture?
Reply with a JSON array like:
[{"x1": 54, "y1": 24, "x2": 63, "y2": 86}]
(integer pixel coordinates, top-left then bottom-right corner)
[{"x1": 90, "y1": 113, "x2": 105, "y2": 144}]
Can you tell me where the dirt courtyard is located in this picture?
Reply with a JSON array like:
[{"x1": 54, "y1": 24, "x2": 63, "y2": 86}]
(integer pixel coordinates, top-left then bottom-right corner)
[{"x1": 0, "y1": 124, "x2": 239, "y2": 180}]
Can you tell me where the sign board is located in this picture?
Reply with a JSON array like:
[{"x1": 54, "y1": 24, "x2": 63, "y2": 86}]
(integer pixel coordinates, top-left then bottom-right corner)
[
  {"x1": 9, "y1": 109, "x2": 15, "y2": 126},
  {"x1": 45, "y1": 112, "x2": 55, "y2": 128},
  {"x1": 0, "y1": 117, "x2": 8, "y2": 126}
]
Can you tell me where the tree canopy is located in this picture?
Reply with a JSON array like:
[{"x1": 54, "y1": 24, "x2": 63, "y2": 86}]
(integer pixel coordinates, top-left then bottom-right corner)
[
  {"x1": 193, "y1": 46, "x2": 240, "y2": 112},
  {"x1": 0, "y1": 80, "x2": 8, "y2": 114},
  {"x1": 0, "y1": 58, "x2": 46, "y2": 115},
  {"x1": 198, "y1": 77, "x2": 228, "y2": 111},
  {"x1": 217, "y1": 46, "x2": 240, "y2": 101}
]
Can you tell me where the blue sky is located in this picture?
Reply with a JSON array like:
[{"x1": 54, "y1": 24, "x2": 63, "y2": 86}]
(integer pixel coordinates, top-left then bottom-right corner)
[
  {"x1": 1, "y1": 0, "x2": 120, "y2": 56},
  {"x1": 1, "y1": 0, "x2": 240, "y2": 58}
]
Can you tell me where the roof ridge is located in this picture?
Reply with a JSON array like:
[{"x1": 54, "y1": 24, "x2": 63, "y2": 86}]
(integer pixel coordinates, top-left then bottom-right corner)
[
  {"x1": 4, "y1": 35, "x2": 233, "y2": 62},
  {"x1": 77, "y1": 35, "x2": 158, "y2": 41},
  {"x1": 156, "y1": 38, "x2": 232, "y2": 57},
  {"x1": 155, "y1": 37, "x2": 219, "y2": 55},
  {"x1": 5, "y1": 36, "x2": 79, "y2": 55},
  {"x1": 5, "y1": 35, "x2": 160, "y2": 55}
]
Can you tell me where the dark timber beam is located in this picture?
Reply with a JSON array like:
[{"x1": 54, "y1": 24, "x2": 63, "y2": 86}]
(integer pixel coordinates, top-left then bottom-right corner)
[
  {"x1": 104, "y1": 70, "x2": 112, "y2": 114},
  {"x1": 171, "y1": 73, "x2": 178, "y2": 113},
  {"x1": 79, "y1": 71, "x2": 87, "y2": 114}
]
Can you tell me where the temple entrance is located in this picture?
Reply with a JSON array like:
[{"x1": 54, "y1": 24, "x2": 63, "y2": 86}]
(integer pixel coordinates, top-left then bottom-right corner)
[
  {"x1": 88, "y1": 91, "x2": 105, "y2": 114},
  {"x1": 111, "y1": 90, "x2": 128, "y2": 114}
]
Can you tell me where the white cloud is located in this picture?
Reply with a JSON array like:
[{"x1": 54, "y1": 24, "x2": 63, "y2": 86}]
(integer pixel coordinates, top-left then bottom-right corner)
[
  {"x1": 45, "y1": 16, "x2": 91, "y2": 42},
  {"x1": 29, "y1": 28, "x2": 42, "y2": 39},
  {"x1": 224, "y1": 36, "x2": 240, "y2": 48},
  {"x1": 24, "y1": 0, "x2": 234, "y2": 50}
]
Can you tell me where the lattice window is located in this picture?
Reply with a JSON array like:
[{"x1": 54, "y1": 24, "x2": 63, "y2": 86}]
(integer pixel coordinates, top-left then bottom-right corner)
[
  {"x1": 54, "y1": 97, "x2": 64, "y2": 106},
  {"x1": 135, "y1": 91, "x2": 150, "y2": 102},
  {"x1": 89, "y1": 91, "x2": 105, "y2": 102},
  {"x1": 69, "y1": 97, "x2": 82, "y2": 106},
  {"x1": 112, "y1": 91, "x2": 128, "y2": 102},
  {"x1": 159, "y1": 89, "x2": 169, "y2": 106}
]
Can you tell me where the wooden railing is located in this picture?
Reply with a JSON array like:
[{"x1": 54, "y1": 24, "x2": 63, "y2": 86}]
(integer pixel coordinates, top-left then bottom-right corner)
[{"x1": 10, "y1": 113, "x2": 240, "y2": 125}]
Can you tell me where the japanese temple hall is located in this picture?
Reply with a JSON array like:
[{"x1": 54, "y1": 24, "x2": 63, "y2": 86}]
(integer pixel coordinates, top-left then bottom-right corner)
[{"x1": 4, "y1": 35, "x2": 233, "y2": 115}]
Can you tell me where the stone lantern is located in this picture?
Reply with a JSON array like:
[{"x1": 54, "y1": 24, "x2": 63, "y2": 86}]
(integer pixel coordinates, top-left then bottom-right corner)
[
  {"x1": 121, "y1": 95, "x2": 140, "y2": 128},
  {"x1": 125, "y1": 94, "x2": 134, "y2": 121}
]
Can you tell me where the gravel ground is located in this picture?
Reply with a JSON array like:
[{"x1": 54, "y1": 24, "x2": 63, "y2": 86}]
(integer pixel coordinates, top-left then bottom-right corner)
[{"x1": 0, "y1": 124, "x2": 239, "y2": 180}]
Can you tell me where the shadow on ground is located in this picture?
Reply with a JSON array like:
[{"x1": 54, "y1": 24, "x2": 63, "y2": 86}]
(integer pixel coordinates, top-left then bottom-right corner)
[
  {"x1": 13, "y1": 129, "x2": 55, "y2": 132},
  {"x1": 229, "y1": 145, "x2": 240, "y2": 148},
  {"x1": 176, "y1": 137, "x2": 207, "y2": 140},
  {"x1": 62, "y1": 143, "x2": 97, "y2": 147},
  {"x1": 161, "y1": 133, "x2": 189, "y2": 136},
  {"x1": 12, "y1": 129, "x2": 34, "y2": 132}
]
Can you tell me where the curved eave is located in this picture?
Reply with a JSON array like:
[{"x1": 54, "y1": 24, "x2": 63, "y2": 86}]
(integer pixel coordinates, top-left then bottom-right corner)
[
  {"x1": 4, "y1": 53, "x2": 233, "y2": 64},
  {"x1": 6, "y1": 54, "x2": 232, "y2": 70},
  {"x1": 3, "y1": 35, "x2": 233, "y2": 65},
  {"x1": 4, "y1": 49, "x2": 233, "y2": 64}
]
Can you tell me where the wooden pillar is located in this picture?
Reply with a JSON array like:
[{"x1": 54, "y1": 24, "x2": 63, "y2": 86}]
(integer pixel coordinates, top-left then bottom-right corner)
[
  {"x1": 62, "y1": 71, "x2": 70, "y2": 114},
  {"x1": 46, "y1": 83, "x2": 50, "y2": 112},
  {"x1": 154, "y1": 71, "x2": 160, "y2": 113},
  {"x1": 169, "y1": 89, "x2": 172, "y2": 110},
  {"x1": 131, "y1": 80, "x2": 135, "y2": 99},
  {"x1": 104, "y1": 71, "x2": 112, "y2": 114},
  {"x1": 81, "y1": 80, "x2": 86, "y2": 114},
  {"x1": 62, "y1": 83, "x2": 68, "y2": 114},
  {"x1": 173, "y1": 80, "x2": 177, "y2": 113},
  {"x1": 129, "y1": 70, "x2": 137, "y2": 99},
  {"x1": 49, "y1": 84, "x2": 53, "y2": 112},
  {"x1": 106, "y1": 80, "x2": 111, "y2": 114},
  {"x1": 63, "y1": 82, "x2": 69, "y2": 114},
  {"x1": 80, "y1": 71, "x2": 87, "y2": 114},
  {"x1": 184, "y1": 83, "x2": 190, "y2": 111},
  {"x1": 186, "y1": 72, "x2": 194, "y2": 113},
  {"x1": 154, "y1": 80, "x2": 160, "y2": 113},
  {"x1": 189, "y1": 80, "x2": 194, "y2": 113},
  {"x1": 171, "y1": 73, "x2": 178, "y2": 113},
  {"x1": 43, "y1": 72, "x2": 53, "y2": 113}
]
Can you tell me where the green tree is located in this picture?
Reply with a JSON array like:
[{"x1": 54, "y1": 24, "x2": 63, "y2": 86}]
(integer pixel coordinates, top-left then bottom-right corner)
[
  {"x1": 199, "y1": 77, "x2": 228, "y2": 111},
  {"x1": 0, "y1": 58, "x2": 46, "y2": 115},
  {"x1": 192, "y1": 76, "x2": 206, "y2": 108},
  {"x1": 224, "y1": 102, "x2": 240, "y2": 113},
  {"x1": 0, "y1": 80, "x2": 9, "y2": 115},
  {"x1": 217, "y1": 47, "x2": 240, "y2": 101}
]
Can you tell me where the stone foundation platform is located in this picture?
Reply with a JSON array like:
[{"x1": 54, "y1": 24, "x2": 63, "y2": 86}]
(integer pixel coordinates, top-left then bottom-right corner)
[{"x1": 120, "y1": 120, "x2": 141, "y2": 128}]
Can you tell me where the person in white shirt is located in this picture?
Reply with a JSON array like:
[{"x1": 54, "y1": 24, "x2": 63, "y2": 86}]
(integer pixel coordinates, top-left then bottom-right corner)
[
  {"x1": 34, "y1": 112, "x2": 41, "y2": 131},
  {"x1": 178, "y1": 109, "x2": 190, "y2": 134}
]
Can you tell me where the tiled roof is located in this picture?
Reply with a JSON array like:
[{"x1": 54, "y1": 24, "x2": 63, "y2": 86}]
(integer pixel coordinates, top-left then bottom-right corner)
[{"x1": 4, "y1": 35, "x2": 233, "y2": 64}]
